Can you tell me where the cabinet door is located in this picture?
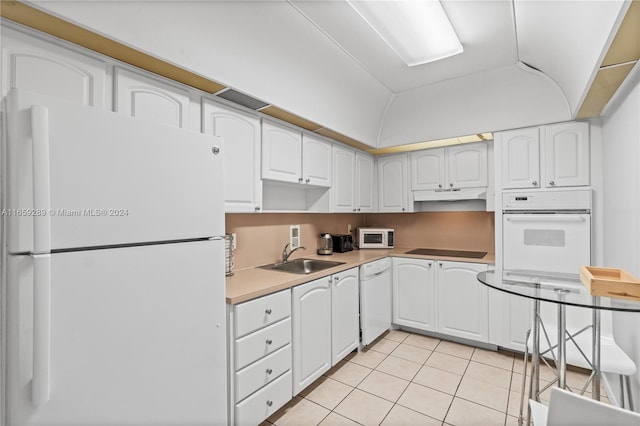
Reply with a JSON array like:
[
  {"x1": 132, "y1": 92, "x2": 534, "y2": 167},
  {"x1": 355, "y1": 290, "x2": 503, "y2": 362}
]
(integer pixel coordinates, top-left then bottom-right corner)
[
  {"x1": 392, "y1": 258, "x2": 436, "y2": 331},
  {"x1": 302, "y1": 134, "x2": 332, "y2": 187},
  {"x1": 501, "y1": 128, "x2": 541, "y2": 190},
  {"x1": 355, "y1": 152, "x2": 375, "y2": 212},
  {"x1": 331, "y1": 268, "x2": 359, "y2": 366},
  {"x1": 501, "y1": 294, "x2": 532, "y2": 352},
  {"x1": 292, "y1": 277, "x2": 331, "y2": 395},
  {"x1": 202, "y1": 100, "x2": 262, "y2": 212},
  {"x1": 436, "y1": 261, "x2": 489, "y2": 343},
  {"x1": 543, "y1": 122, "x2": 590, "y2": 188},
  {"x1": 410, "y1": 148, "x2": 446, "y2": 190},
  {"x1": 2, "y1": 27, "x2": 107, "y2": 108},
  {"x1": 262, "y1": 121, "x2": 302, "y2": 184},
  {"x1": 378, "y1": 154, "x2": 409, "y2": 212},
  {"x1": 332, "y1": 145, "x2": 356, "y2": 212},
  {"x1": 114, "y1": 67, "x2": 191, "y2": 128},
  {"x1": 447, "y1": 143, "x2": 488, "y2": 189}
]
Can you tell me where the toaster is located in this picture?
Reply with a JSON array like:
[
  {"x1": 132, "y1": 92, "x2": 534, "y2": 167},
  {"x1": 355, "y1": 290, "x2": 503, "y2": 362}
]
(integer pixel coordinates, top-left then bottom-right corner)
[{"x1": 331, "y1": 234, "x2": 354, "y2": 253}]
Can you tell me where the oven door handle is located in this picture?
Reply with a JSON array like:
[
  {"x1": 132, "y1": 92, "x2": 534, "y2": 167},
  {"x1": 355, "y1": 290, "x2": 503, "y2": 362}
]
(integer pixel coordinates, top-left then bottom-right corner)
[{"x1": 505, "y1": 216, "x2": 587, "y2": 223}]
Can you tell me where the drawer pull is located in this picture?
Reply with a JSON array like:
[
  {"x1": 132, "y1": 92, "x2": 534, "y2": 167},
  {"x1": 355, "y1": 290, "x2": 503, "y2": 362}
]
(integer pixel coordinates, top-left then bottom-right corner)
[
  {"x1": 266, "y1": 400, "x2": 273, "y2": 407},
  {"x1": 265, "y1": 308, "x2": 272, "y2": 315},
  {"x1": 266, "y1": 339, "x2": 273, "y2": 345},
  {"x1": 266, "y1": 368, "x2": 273, "y2": 375}
]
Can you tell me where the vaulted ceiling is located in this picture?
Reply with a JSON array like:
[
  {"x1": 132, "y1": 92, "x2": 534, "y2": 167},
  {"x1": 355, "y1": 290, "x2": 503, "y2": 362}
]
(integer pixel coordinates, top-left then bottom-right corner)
[{"x1": 18, "y1": 1, "x2": 633, "y2": 149}]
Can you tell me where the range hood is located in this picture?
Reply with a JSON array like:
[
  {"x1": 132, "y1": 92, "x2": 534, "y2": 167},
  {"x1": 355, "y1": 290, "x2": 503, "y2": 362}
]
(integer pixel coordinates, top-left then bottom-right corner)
[{"x1": 413, "y1": 188, "x2": 487, "y2": 202}]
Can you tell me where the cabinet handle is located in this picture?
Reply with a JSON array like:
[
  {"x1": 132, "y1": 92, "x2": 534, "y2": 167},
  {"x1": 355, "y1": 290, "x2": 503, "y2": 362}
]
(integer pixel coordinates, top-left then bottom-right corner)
[
  {"x1": 266, "y1": 400, "x2": 273, "y2": 407},
  {"x1": 402, "y1": 207, "x2": 405, "y2": 212},
  {"x1": 266, "y1": 368, "x2": 273, "y2": 375},
  {"x1": 549, "y1": 180, "x2": 555, "y2": 186},
  {"x1": 428, "y1": 262, "x2": 432, "y2": 268},
  {"x1": 449, "y1": 183, "x2": 454, "y2": 187},
  {"x1": 266, "y1": 339, "x2": 273, "y2": 345},
  {"x1": 439, "y1": 262, "x2": 443, "y2": 267},
  {"x1": 438, "y1": 184, "x2": 442, "y2": 188},
  {"x1": 353, "y1": 208, "x2": 357, "y2": 212},
  {"x1": 532, "y1": 181, "x2": 538, "y2": 187},
  {"x1": 334, "y1": 276, "x2": 339, "y2": 282},
  {"x1": 305, "y1": 178, "x2": 310, "y2": 183},
  {"x1": 265, "y1": 308, "x2": 272, "y2": 315},
  {"x1": 357, "y1": 208, "x2": 361, "y2": 212},
  {"x1": 298, "y1": 177, "x2": 303, "y2": 183}
]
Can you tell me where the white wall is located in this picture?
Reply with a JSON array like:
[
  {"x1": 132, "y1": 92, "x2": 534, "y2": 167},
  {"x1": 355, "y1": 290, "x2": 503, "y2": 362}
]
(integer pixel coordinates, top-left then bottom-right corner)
[{"x1": 601, "y1": 62, "x2": 640, "y2": 408}]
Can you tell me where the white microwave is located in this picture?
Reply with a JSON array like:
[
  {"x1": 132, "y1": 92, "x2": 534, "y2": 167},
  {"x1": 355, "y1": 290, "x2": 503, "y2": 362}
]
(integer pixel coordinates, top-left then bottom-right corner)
[{"x1": 357, "y1": 228, "x2": 394, "y2": 249}]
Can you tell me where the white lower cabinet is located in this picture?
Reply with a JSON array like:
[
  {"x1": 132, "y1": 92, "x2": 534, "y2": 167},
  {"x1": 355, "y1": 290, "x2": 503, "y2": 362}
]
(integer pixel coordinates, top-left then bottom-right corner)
[
  {"x1": 230, "y1": 289, "x2": 292, "y2": 426},
  {"x1": 331, "y1": 268, "x2": 360, "y2": 365},
  {"x1": 292, "y1": 277, "x2": 332, "y2": 395},
  {"x1": 292, "y1": 267, "x2": 359, "y2": 395},
  {"x1": 501, "y1": 294, "x2": 532, "y2": 352},
  {"x1": 436, "y1": 261, "x2": 489, "y2": 342},
  {"x1": 392, "y1": 258, "x2": 490, "y2": 345},
  {"x1": 393, "y1": 258, "x2": 437, "y2": 331}
]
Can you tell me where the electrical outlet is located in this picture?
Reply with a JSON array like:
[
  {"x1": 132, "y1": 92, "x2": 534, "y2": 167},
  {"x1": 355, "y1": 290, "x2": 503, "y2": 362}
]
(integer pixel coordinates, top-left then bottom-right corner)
[
  {"x1": 347, "y1": 224, "x2": 352, "y2": 235},
  {"x1": 231, "y1": 233, "x2": 237, "y2": 250},
  {"x1": 290, "y1": 225, "x2": 301, "y2": 249}
]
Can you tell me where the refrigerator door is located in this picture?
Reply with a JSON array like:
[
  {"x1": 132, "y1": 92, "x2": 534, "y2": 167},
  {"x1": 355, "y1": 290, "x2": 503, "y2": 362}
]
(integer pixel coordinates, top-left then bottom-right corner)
[
  {"x1": 6, "y1": 90, "x2": 224, "y2": 253},
  {"x1": 6, "y1": 240, "x2": 226, "y2": 425}
]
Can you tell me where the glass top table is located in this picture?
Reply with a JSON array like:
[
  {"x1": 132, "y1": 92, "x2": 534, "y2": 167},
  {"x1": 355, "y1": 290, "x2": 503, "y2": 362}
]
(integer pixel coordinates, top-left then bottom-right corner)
[
  {"x1": 477, "y1": 270, "x2": 640, "y2": 424},
  {"x1": 477, "y1": 270, "x2": 640, "y2": 312}
]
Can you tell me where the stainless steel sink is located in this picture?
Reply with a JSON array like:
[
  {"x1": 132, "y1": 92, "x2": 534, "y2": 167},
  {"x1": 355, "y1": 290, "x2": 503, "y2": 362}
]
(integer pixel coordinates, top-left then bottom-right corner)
[{"x1": 258, "y1": 258, "x2": 345, "y2": 275}]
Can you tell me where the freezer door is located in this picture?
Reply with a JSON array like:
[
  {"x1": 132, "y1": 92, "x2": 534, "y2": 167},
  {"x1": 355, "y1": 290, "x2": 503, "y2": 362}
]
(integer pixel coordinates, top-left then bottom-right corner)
[
  {"x1": 6, "y1": 90, "x2": 223, "y2": 253},
  {"x1": 5, "y1": 240, "x2": 226, "y2": 425}
]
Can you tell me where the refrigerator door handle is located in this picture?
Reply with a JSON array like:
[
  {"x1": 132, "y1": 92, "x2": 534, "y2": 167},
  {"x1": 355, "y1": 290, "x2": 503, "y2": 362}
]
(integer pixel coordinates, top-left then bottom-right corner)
[
  {"x1": 32, "y1": 253, "x2": 51, "y2": 405},
  {"x1": 31, "y1": 105, "x2": 52, "y2": 254}
]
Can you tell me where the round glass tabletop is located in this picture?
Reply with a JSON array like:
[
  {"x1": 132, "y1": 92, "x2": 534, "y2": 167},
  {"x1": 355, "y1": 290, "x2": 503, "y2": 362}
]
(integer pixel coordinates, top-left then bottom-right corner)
[{"x1": 477, "y1": 270, "x2": 640, "y2": 312}]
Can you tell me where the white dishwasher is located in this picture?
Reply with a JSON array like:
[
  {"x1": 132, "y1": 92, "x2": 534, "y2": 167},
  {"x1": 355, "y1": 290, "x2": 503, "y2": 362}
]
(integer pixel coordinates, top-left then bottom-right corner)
[{"x1": 359, "y1": 258, "x2": 392, "y2": 346}]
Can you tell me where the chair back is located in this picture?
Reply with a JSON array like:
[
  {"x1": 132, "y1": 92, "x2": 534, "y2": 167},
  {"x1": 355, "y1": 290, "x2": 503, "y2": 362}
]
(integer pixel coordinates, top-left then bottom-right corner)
[{"x1": 547, "y1": 387, "x2": 640, "y2": 425}]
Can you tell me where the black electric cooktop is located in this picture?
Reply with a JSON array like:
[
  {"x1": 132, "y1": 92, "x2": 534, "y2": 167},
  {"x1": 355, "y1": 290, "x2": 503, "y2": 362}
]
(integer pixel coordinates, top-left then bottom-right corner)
[{"x1": 405, "y1": 248, "x2": 487, "y2": 259}]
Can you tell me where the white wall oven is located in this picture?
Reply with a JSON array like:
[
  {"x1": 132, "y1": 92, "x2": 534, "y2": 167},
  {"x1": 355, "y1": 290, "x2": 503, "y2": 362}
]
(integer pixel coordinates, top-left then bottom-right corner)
[{"x1": 502, "y1": 190, "x2": 591, "y2": 276}]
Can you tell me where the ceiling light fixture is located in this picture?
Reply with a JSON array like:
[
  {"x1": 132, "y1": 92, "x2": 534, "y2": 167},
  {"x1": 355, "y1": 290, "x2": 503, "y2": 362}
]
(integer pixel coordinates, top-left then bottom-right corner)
[{"x1": 347, "y1": 0, "x2": 463, "y2": 66}]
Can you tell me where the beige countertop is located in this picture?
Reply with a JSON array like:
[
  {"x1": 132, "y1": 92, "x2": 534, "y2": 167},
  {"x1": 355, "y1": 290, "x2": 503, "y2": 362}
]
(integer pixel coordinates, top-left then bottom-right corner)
[{"x1": 226, "y1": 247, "x2": 495, "y2": 304}]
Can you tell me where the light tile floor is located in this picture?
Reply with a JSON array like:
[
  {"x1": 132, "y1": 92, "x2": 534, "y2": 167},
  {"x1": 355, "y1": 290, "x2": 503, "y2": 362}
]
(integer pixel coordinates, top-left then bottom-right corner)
[{"x1": 265, "y1": 330, "x2": 608, "y2": 426}]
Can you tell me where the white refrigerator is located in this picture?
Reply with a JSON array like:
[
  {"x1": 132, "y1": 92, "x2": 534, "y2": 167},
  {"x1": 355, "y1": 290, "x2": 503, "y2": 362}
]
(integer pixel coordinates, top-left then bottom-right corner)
[{"x1": 2, "y1": 90, "x2": 227, "y2": 425}]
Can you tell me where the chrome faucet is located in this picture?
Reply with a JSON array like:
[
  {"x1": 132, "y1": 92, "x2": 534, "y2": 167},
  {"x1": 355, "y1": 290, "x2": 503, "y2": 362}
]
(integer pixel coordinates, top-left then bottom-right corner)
[{"x1": 282, "y1": 243, "x2": 306, "y2": 263}]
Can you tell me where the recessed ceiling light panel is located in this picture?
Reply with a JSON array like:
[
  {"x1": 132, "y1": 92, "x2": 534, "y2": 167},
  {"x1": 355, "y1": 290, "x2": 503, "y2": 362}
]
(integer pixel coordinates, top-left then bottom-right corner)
[{"x1": 347, "y1": 0, "x2": 463, "y2": 66}]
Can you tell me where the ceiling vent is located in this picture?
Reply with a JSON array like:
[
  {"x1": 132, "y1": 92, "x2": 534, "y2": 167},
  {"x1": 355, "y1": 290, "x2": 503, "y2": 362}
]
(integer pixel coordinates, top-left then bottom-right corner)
[{"x1": 215, "y1": 88, "x2": 269, "y2": 110}]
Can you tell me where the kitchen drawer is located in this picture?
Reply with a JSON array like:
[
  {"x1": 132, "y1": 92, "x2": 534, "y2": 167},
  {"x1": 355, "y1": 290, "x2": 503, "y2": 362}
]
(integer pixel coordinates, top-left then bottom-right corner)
[
  {"x1": 235, "y1": 343, "x2": 291, "y2": 402},
  {"x1": 234, "y1": 289, "x2": 291, "y2": 338},
  {"x1": 235, "y1": 370, "x2": 292, "y2": 426},
  {"x1": 235, "y1": 317, "x2": 291, "y2": 370}
]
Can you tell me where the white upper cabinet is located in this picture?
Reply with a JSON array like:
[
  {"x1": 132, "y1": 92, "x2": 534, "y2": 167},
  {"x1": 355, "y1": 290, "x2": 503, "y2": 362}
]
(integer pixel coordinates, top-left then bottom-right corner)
[
  {"x1": 378, "y1": 154, "x2": 411, "y2": 212},
  {"x1": 543, "y1": 122, "x2": 590, "y2": 188},
  {"x1": 202, "y1": 99, "x2": 262, "y2": 212},
  {"x1": 447, "y1": 143, "x2": 488, "y2": 189},
  {"x1": 262, "y1": 121, "x2": 302, "y2": 184},
  {"x1": 1, "y1": 27, "x2": 107, "y2": 108},
  {"x1": 302, "y1": 134, "x2": 332, "y2": 187},
  {"x1": 500, "y1": 121, "x2": 589, "y2": 190},
  {"x1": 114, "y1": 67, "x2": 190, "y2": 128},
  {"x1": 355, "y1": 152, "x2": 375, "y2": 212},
  {"x1": 410, "y1": 148, "x2": 446, "y2": 190},
  {"x1": 332, "y1": 145, "x2": 356, "y2": 212},
  {"x1": 262, "y1": 121, "x2": 331, "y2": 187},
  {"x1": 411, "y1": 143, "x2": 487, "y2": 191},
  {"x1": 500, "y1": 127, "x2": 541, "y2": 190},
  {"x1": 331, "y1": 146, "x2": 374, "y2": 212}
]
